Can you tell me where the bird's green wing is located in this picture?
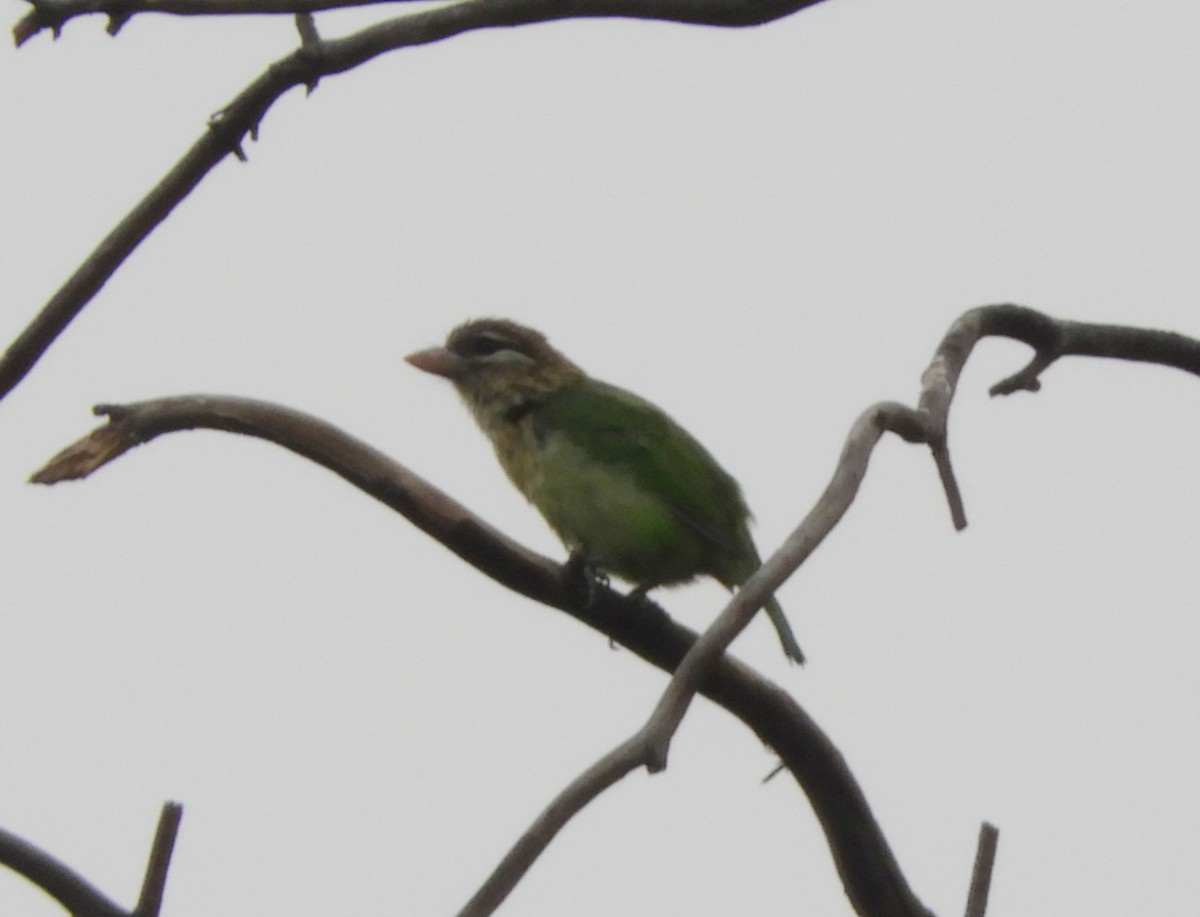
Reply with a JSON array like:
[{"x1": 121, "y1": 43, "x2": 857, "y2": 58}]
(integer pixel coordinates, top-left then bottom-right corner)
[
  {"x1": 535, "y1": 378, "x2": 806, "y2": 664},
  {"x1": 533, "y1": 378, "x2": 753, "y2": 563}
]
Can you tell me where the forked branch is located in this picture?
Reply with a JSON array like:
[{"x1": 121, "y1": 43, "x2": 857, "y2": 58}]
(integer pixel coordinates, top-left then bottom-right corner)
[
  {"x1": 630, "y1": 301, "x2": 1200, "y2": 768},
  {"x1": 0, "y1": 802, "x2": 181, "y2": 917},
  {"x1": 30, "y1": 305, "x2": 1200, "y2": 915},
  {"x1": 458, "y1": 304, "x2": 1198, "y2": 916},
  {"x1": 31, "y1": 391, "x2": 934, "y2": 916}
]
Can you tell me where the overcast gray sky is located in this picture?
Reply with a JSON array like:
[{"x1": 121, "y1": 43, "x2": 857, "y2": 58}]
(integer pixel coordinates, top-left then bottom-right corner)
[{"x1": 2, "y1": 1, "x2": 1198, "y2": 914}]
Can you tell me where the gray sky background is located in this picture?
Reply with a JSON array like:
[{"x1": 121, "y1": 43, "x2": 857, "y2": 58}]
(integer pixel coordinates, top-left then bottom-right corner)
[{"x1": 1, "y1": 1, "x2": 1198, "y2": 914}]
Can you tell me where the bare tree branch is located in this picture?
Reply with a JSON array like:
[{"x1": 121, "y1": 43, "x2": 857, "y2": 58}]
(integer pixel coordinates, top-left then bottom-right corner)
[
  {"x1": 13, "y1": 0, "x2": 412, "y2": 44},
  {"x1": 456, "y1": 303, "x2": 1200, "y2": 915},
  {"x1": 458, "y1": 733, "x2": 649, "y2": 917},
  {"x1": 963, "y1": 822, "x2": 999, "y2": 917},
  {"x1": 975, "y1": 306, "x2": 1200, "y2": 393},
  {"x1": 31, "y1": 394, "x2": 934, "y2": 917},
  {"x1": 133, "y1": 803, "x2": 183, "y2": 917},
  {"x1": 3, "y1": 0, "x2": 830, "y2": 401},
  {"x1": 0, "y1": 826, "x2": 126, "y2": 917},
  {"x1": 0, "y1": 802, "x2": 182, "y2": 917},
  {"x1": 29, "y1": 305, "x2": 1200, "y2": 915},
  {"x1": 14, "y1": 0, "x2": 830, "y2": 43}
]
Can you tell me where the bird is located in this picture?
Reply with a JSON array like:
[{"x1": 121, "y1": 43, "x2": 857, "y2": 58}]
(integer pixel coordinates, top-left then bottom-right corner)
[{"x1": 405, "y1": 318, "x2": 804, "y2": 664}]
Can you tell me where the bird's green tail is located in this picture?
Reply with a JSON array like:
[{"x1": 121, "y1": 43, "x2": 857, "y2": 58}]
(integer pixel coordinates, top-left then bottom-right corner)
[{"x1": 764, "y1": 597, "x2": 805, "y2": 665}]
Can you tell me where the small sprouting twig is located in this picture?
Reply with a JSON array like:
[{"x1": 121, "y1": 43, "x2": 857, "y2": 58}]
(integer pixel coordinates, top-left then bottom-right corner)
[
  {"x1": 964, "y1": 822, "x2": 999, "y2": 917},
  {"x1": 133, "y1": 802, "x2": 183, "y2": 917}
]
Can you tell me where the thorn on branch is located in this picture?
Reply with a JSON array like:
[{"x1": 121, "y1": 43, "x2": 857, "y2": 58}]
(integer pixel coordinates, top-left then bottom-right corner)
[
  {"x1": 94, "y1": 401, "x2": 131, "y2": 420},
  {"x1": 12, "y1": 13, "x2": 36, "y2": 45},
  {"x1": 106, "y1": 9, "x2": 133, "y2": 35},
  {"x1": 207, "y1": 110, "x2": 252, "y2": 162},
  {"x1": 293, "y1": 15, "x2": 323, "y2": 93},
  {"x1": 11, "y1": 0, "x2": 72, "y2": 46},
  {"x1": 761, "y1": 761, "x2": 785, "y2": 783},
  {"x1": 989, "y1": 351, "x2": 1054, "y2": 396}
]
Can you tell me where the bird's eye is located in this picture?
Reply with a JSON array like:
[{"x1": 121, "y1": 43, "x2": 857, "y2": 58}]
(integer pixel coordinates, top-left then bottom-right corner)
[{"x1": 457, "y1": 334, "x2": 512, "y2": 358}]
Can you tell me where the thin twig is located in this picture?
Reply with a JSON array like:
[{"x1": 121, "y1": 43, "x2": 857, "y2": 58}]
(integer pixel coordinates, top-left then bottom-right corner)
[
  {"x1": 458, "y1": 736, "x2": 647, "y2": 917},
  {"x1": 0, "y1": 804, "x2": 184, "y2": 917},
  {"x1": 133, "y1": 802, "x2": 183, "y2": 917},
  {"x1": 964, "y1": 822, "x2": 999, "y2": 917}
]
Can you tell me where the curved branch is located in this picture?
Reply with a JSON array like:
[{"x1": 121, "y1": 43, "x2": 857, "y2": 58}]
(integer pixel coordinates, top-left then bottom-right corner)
[
  {"x1": 973, "y1": 305, "x2": 1200, "y2": 393},
  {"x1": 0, "y1": 801, "x2": 182, "y2": 917},
  {"x1": 28, "y1": 306, "x2": 1200, "y2": 915},
  {"x1": 4, "y1": 0, "x2": 828, "y2": 401},
  {"x1": 457, "y1": 302, "x2": 1200, "y2": 914},
  {"x1": 0, "y1": 826, "x2": 126, "y2": 917},
  {"x1": 458, "y1": 734, "x2": 648, "y2": 917},
  {"x1": 14, "y1": 0, "x2": 829, "y2": 43},
  {"x1": 31, "y1": 394, "x2": 935, "y2": 917},
  {"x1": 456, "y1": 399, "x2": 942, "y2": 915}
]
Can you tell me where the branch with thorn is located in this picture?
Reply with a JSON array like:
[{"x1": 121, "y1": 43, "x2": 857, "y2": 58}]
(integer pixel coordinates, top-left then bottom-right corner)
[{"x1": 2, "y1": 0, "x2": 833, "y2": 402}]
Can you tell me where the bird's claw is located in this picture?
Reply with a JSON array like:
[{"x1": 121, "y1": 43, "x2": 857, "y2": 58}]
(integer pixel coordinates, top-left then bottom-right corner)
[{"x1": 564, "y1": 551, "x2": 607, "y2": 608}]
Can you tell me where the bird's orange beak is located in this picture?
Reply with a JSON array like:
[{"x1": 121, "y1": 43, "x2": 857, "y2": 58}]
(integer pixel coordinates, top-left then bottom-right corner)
[{"x1": 405, "y1": 346, "x2": 463, "y2": 379}]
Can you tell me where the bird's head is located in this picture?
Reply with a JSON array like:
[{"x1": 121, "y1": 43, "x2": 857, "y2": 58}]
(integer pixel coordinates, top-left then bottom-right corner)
[{"x1": 406, "y1": 319, "x2": 584, "y2": 422}]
